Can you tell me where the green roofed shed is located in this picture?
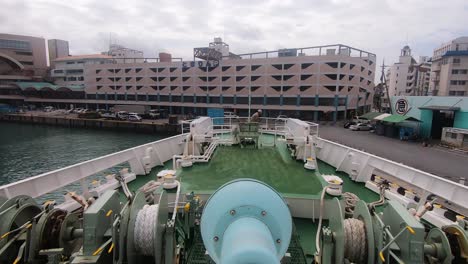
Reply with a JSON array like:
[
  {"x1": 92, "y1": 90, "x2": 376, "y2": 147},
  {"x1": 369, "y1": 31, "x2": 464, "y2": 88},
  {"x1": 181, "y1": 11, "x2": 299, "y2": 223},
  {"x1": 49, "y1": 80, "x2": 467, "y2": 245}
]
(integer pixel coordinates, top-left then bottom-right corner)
[{"x1": 382, "y1": 114, "x2": 421, "y2": 123}]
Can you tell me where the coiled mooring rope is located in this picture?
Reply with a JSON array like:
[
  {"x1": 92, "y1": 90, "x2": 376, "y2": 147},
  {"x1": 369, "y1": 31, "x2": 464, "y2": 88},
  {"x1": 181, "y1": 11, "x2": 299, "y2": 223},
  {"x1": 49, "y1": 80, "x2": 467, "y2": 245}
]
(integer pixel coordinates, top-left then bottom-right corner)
[
  {"x1": 134, "y1": 204, "x2": 159, "y2": 256},
  {"x1": 343, "y1": 192, "x2": 359, "y2": 218},
  {"x1": 343, "y1": 218, "x2": 367, "y2": 263}
]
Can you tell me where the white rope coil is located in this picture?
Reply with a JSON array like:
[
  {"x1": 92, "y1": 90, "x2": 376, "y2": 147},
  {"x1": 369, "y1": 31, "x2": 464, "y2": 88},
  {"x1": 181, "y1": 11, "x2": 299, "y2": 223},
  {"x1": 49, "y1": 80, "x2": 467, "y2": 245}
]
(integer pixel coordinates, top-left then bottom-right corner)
[
  {"x1": 343, "y1": 218, "x2": 367, "y2": 263},
  {"x1": 134, "y1": 204, "x2": 159, "y2": 256}
]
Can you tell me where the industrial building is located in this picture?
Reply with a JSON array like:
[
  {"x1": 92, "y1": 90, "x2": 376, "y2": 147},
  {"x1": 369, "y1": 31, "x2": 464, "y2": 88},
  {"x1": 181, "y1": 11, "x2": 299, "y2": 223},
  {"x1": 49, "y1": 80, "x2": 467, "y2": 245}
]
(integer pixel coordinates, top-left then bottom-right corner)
[{"x1": 390, "y1": 96, "x2": 468, "y2": 139}]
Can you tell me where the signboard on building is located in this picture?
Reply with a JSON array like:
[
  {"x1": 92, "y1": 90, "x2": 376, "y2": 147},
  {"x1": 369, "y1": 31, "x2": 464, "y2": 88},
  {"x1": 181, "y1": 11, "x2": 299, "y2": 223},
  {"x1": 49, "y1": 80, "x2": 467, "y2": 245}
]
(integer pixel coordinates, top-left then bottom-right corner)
[
  {"x1": 182, "y1": 60, "x2": 219, "y2": 68},
  {"x1": 395, "y1": 98, "x2": 409, "y2": 114}
]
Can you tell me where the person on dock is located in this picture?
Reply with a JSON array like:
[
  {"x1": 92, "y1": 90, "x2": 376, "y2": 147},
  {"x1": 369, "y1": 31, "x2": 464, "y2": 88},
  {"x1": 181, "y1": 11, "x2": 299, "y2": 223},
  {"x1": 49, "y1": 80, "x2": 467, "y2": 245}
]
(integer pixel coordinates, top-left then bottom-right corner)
[{"x1": 250, "y1": 109, "x2": 262, "y2": 122}]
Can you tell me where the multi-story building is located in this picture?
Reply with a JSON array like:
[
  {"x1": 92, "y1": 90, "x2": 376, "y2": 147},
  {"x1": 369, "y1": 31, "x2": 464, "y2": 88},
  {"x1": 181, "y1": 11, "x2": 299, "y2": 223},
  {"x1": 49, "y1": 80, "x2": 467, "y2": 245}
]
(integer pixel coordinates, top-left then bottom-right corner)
[
  {"x1": 0, "y1": 40, "x2": 376, "y2": 121},
  {"x1": 414, "y1": 57, "x2": 431, "y2": 96},
  {"x1": 430, "y1": 36, "x2": 468, "y2": 96},
  {"x1": 104, "y1": 44, "x2": 144, "y2": 63},
  {"x1": 84, "y1": 42, "x2": 376, "y2": 121},
  {"x1": 0, "y1": 33, "x2": 47, "y2": 79},
  {"x1": 388, "y1": 46, "x2": 431, "y2": 96},
  {"x1": 51, "y1": 54, "x2": 113, "y2": 87},
  {"x1": 48, "y1": 39, "x2": 69, "y2": 68}
]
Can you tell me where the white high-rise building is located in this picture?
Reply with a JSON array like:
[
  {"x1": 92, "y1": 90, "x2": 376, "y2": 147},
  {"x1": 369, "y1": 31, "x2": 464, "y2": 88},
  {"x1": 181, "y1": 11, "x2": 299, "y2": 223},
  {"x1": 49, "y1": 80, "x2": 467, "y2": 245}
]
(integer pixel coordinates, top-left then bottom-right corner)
[
  {"x1": 105, "y1": 44, "x2": 144, "y2": 63},
  {"x1": 388, "y1": 46, "x2": 431, "y2": 96},
  {"x1": 430, "y1": 36, "x2": 468, "y2": 96}
]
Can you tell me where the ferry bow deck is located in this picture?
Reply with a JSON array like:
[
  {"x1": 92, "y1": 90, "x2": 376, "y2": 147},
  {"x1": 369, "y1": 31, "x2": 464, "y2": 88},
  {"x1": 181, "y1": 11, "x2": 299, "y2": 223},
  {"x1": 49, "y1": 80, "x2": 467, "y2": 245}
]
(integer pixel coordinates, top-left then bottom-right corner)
[
  {"x1": 130, "y1": 139, "x2": 378, "y2": 202},
  {"x1": 0, "y1": 116, "x2": 467, "y2": 264}
]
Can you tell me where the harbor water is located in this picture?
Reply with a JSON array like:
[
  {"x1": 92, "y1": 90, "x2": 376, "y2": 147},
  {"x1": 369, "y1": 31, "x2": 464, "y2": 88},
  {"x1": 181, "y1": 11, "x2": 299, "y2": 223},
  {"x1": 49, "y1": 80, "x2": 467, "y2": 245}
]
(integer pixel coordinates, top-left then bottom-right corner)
[{"x1": 0, "y1": 122, "x2": 165, "y2": 187}]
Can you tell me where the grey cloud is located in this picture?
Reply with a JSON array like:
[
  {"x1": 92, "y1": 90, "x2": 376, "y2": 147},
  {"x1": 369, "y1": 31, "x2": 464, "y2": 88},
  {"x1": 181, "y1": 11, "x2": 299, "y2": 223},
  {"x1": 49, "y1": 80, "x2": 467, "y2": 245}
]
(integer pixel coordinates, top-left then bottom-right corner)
[{"x1": 0, "y1": 0, "x2": 467, "y2": 78}]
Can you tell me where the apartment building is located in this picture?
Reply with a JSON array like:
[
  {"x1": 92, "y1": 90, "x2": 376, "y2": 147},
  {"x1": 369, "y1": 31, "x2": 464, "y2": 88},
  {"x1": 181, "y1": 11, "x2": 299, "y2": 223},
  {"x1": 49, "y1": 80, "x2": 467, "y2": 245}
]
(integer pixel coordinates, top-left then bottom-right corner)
[
  {"x1": 388, "y1": 46, "x2": 431, "y2": 96},
  {"x1": 430, "y1": 36, "x2": 468, "y2": 96}
]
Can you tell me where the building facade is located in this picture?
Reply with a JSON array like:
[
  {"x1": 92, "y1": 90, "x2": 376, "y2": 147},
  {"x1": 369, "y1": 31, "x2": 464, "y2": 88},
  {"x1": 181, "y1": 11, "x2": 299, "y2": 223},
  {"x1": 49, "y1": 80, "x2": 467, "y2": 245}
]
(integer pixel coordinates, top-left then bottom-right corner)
[
  {"x1": 430, "y1": 36, "x2": 468, "y2": 96},
  {"x1": 48, "y1": 39, "x2": 69, "y2": 68},
  {"x1": 388, "y1": 46, "x2": 431, "y2": 96},
  {"x1": 0, "y1": 42, "x2": 376, "y2": 122},
  {"x1": 51, "y1": 54, "x2": 113, "y2": 87},
  {"x1": 391, "y1": 96, "x2": 468, "y2": 139},
  {"x1": 0, "y1": 33, "x2": 47, "y2": 79},
  {"x1": 84, "y1": 44, "x2": 376, "y2": 121}
]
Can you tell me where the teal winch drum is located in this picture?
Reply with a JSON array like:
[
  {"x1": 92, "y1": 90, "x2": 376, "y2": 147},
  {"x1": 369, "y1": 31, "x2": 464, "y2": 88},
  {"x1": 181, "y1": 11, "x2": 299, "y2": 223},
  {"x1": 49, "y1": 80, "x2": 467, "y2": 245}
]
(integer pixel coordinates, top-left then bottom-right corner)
[{"x1": 200, "y1": 179, "x2": 292, "y2": 264}]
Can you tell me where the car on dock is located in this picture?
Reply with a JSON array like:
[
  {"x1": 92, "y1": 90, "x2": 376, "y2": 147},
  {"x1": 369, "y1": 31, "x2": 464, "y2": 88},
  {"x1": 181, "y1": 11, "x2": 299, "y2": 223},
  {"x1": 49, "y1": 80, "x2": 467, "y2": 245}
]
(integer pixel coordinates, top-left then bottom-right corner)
[
  {"x1": 101, "y1": 111, "x2": 117, "y2": 120},
  {"x1": 127, "y1": 113, "x2": 142, "y2": 122},
  {"x1": 349, "y1": 123, "x2": 373, "y2": 131},
  {"x1": 148, "y1": 109, "x2": 161, "y2": 119},
  {"x1": 116, "y1": 111, "x2": 129, "y2": 120}
]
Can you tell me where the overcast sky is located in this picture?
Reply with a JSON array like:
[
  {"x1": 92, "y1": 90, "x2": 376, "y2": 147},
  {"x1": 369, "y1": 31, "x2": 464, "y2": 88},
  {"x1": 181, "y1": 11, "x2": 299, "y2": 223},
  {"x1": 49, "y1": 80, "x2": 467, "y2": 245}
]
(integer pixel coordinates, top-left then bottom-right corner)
[{"x1": 2, "y1": 0, "x2": 468, "y2": 76}]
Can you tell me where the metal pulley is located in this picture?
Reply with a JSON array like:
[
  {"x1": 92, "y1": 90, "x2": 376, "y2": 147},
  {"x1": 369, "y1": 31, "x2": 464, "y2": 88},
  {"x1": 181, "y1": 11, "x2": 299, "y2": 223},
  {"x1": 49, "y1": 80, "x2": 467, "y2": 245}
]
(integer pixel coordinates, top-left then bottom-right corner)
[
  {"x1": 0, "y1": 195, "x2": 42, "y2": 263},
  {"x1": 58, "y1": 212, "x2": 83, "y2": 257},
  {"x1": 28, "y1": 208, "x2": 67, "y2": 262}
]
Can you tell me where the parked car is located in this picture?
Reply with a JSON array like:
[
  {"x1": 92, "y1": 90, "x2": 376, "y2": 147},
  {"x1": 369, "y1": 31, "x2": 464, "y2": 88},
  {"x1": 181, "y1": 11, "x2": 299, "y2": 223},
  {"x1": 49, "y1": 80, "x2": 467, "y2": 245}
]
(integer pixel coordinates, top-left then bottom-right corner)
[
  {"x1": 116, "y1": 111, "x2": 129, "y2": 120},
  {"x1": 148, "y1": 109, "x2": 161, "y2": 119},
  {"x1": 44, "y1": 106, "x2": 54, "y2": 112},
  {"x1": 127, "y1": 113, "x2": 142, "y2": 122},
  {"x1": 344, "y1": 121, "x2": 357, "y2": 128},
  {"x1": 101, "y1": 111, "x2": 116, "y2": 119},
  {"x1": 349, "y1": 123, "x2": 373, "y2": 131}
]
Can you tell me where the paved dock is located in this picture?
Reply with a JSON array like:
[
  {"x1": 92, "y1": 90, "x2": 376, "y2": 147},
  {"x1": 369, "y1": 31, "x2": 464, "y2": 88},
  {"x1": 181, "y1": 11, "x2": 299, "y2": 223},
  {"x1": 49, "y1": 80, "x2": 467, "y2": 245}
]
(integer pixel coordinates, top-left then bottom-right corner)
[
  {"x1": 319, "y1": 125, "x2": 468, "y2": 185},
  {"x1": 0, "y1": 112, "x2": 180, "y2": 134}
]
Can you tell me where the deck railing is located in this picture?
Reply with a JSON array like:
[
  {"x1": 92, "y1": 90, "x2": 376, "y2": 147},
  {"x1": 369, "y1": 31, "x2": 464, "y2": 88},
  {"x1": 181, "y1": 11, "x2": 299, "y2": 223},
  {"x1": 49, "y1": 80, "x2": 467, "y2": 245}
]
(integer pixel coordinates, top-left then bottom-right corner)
[{"x1": 0, "y1": 134, "x2": 186, "y2": 200}]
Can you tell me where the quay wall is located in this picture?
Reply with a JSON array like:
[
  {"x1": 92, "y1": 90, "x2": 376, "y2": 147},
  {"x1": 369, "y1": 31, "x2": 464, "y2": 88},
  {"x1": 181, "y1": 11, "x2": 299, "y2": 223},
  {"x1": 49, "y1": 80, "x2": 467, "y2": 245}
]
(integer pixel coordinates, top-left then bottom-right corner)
[{"x1": 0, "y1": 114, "x2": 179, "y2": 134}]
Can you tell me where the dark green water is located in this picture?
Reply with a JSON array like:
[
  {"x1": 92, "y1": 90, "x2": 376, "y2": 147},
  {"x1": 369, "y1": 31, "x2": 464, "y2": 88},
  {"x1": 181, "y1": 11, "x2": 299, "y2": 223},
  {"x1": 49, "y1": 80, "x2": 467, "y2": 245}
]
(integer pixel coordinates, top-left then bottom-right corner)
[{"x1": 0, "y1": 122, "x2": 164, "y2": 186}]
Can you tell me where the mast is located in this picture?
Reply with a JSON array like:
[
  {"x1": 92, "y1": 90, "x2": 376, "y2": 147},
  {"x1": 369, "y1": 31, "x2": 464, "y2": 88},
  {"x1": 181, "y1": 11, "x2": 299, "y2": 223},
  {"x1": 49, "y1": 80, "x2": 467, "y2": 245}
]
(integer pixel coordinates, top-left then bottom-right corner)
[{"x1": 380, "y1": 60, "x2": 393, "y2": 114}]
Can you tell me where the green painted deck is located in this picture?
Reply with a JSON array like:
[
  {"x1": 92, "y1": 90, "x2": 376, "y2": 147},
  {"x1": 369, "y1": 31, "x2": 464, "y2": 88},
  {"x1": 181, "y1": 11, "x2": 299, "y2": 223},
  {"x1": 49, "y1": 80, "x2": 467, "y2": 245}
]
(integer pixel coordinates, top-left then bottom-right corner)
[{"x1": 178, "y1": 144, "x2": 326, "y2": 196}]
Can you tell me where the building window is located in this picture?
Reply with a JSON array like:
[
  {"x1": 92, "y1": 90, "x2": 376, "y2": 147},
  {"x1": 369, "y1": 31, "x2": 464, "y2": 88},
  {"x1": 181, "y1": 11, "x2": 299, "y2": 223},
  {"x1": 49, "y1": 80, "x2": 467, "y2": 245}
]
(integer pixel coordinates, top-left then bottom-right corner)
[
  {"x1": 450, "y1": 80, "x2": 458, "y2": 85},
  {"x1": 0, "y1": 39, "x2": 31, "y2": 50},
  {"x1": 453, "y1": 58, "x2": 461, "y2": 64},
  {"x1": 66, "y1": 61, "x2": 75, "y2": 64},
  {"x1": 15, "y1": 51, "x2": 32, "y2": 56},
  {"x1": 66, "y1": 69, "x2": 83, "y2": 74},
  {"x1": 452, "y1": 69, "x2": 459, "y2": 74},
  {"x1": 461, "y1": 70, "x2": 468, "y2": 74}
]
